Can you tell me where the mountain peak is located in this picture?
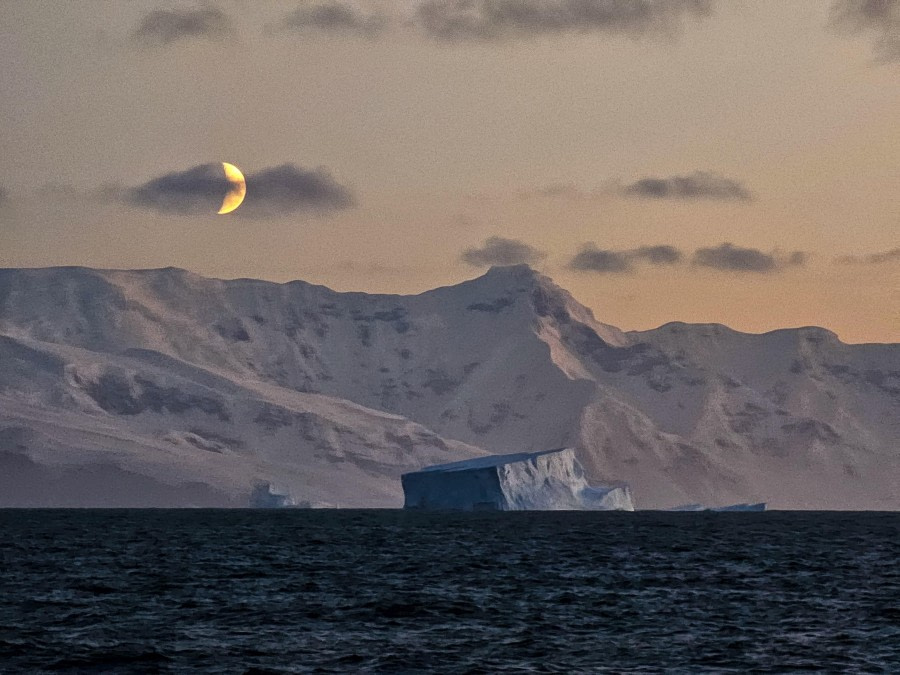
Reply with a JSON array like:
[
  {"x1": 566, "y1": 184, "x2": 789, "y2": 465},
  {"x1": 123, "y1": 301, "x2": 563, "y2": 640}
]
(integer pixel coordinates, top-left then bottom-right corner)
[
  {"x1": 472, "y1": 264, "x2": 547, "y2": 291},
  {"x1": 454, "y1": 264, "x2": 629, "y2": 347}
]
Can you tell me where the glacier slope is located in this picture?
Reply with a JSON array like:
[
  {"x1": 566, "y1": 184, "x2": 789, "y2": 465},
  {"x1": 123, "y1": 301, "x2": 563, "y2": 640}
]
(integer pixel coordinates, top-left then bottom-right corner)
[{"x1": 0, "y1": 334, "x2": 485, "y2": 507}]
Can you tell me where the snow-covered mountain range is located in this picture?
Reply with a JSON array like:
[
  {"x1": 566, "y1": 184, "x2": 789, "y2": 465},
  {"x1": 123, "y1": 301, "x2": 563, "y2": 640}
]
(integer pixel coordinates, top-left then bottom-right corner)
[{"x1": 1, "y1": 264, "x2": 897, "y2": 508}]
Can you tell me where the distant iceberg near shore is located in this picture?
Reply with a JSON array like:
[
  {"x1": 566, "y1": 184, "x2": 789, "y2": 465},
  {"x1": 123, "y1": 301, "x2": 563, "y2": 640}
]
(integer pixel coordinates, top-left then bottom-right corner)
[
  {"x1": 248, "y1": 482, "x2": 339, "y2": 508},
  {"x1": 249, "y1": 482, "x2": 298, "y2": 508},
  {"x1": 401, "y1": 448, "x2": 634, "y2": 511}
]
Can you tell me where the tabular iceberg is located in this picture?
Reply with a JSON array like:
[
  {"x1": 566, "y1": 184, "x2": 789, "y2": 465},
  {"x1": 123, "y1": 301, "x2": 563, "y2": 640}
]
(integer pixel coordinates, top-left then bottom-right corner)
[{"x1": 401, "y1": 448, "x2": 634, "y2": 511}]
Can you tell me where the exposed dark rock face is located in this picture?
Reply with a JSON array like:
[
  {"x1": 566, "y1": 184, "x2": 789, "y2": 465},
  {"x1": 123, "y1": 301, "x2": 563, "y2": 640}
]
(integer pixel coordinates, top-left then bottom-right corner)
[
  {"x1": 467, "y1": 297, "x2": 515, "y2": 313},
  {"x1": 81, "y1": 373, "x2": 230, "y2": 421}
]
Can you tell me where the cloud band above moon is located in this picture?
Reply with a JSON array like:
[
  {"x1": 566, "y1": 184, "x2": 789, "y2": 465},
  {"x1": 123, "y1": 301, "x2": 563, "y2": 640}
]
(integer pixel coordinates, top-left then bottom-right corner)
[
  {"x1": 278, "y1": 2, "x2": 387, "y2": 37},
  {"x1": 123, "y1": 163, "x2": 355, "y2": 218},
  {"x1": 131, "y1": 8, "x2": 234, "y2": 46},
  {"x1": 266, "y1": 0, "x2": 716, "y2": 42},
  {"x1": 415, "y1": 0, "x2": 714, "y2": 41},
  {"x1": 831, "y1": 0, "x2": 900, "y2": 62}
]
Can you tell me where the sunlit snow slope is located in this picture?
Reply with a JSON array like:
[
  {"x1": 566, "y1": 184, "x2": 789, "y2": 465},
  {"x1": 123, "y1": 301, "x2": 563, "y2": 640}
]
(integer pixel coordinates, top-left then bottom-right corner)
[{"x1": 0, "y1": 265, "x2": 897, "y2": 508}]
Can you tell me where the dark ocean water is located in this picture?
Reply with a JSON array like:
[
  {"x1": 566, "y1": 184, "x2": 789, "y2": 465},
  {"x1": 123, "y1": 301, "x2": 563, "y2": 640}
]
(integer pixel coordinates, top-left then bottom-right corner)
[{"x1": 1, "y1": 510, "x2": 899, "y2": 674}]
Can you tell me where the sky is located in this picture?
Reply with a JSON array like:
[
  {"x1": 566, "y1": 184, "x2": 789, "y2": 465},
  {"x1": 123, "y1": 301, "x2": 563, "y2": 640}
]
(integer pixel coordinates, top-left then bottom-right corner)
[{"x1": 0, "y1": 0, "x2": 897, "y2": 343}]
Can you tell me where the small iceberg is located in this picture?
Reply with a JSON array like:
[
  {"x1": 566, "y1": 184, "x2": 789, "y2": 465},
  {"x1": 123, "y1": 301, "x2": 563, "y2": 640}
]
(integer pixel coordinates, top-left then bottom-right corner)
[
  {"x1": 668, "y1": 502, "x2": 767, "y2": 512},
  {"x1": 249, "y1": 481, "x2": 298, "y2": 508}
]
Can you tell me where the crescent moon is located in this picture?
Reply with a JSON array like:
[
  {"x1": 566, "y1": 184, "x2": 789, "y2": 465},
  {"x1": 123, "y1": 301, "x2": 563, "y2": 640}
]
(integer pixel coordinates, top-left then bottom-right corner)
[{"x1": 218, "y1": 162, "x2": 246, "y2": 215}]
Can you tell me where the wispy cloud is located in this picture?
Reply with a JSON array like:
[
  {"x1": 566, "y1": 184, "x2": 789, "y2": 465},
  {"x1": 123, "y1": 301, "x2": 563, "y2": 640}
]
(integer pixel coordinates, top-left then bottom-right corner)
[
  {"x1": 121, "y1": 163, "x2": 354, "y2": 217},
  {"x1": 131, "y1": 7, "x2": 234, "y2": 47},
  {"x1": 461, "y1": 236, "x2": 547, "y2": 266},
  {"x1": 831, "y1": 0, "x2": 900, "y2": 62},
  {"x1": 519, "y1": 183, "x2": 604, "y2": 200},
  {"x1": 835, "y1": 247, "x2": 900, "y2": 264},
  {"x1": 277, "y1": 2, "x2": 387, "y2": 37},
  {"x1": 623, "y1": 171, "x2": 752, "y2": 201},
  {"x1": 415, "y1": 0, "x2": 714, "y2": 42}
]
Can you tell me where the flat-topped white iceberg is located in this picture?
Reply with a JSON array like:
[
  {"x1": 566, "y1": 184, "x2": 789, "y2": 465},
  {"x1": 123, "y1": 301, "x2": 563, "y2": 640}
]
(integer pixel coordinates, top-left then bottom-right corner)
[{"x1": 401, "y1": 447, "x2": 634, "y2": 511}]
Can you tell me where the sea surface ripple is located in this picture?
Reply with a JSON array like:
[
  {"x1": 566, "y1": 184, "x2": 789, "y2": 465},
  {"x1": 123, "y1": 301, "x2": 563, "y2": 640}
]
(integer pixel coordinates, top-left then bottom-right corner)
[{"x1": 1, "y1": 510, "x2": 899, "y2": 673}]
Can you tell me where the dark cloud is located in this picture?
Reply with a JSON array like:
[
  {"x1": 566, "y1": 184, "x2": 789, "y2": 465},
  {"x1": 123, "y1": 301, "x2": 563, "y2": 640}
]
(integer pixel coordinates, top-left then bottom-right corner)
[
  {"x1": 568, "y1": 242, "x2": 806, "y2": 274},
  {"x1": 569, "y1": 244, "x2": 633, "y2": 273},
  {"x1": 131, "y1": 8, "x2": 234, "y2": 46},
  {"x1": 692, "y1": 243, "x2": 806, "y2": 273},
  {"x1": 569, "y1": 243, "x2": 685, "y2": 273},
  {"x1": 623, "y1": 171, "x2": 752, "y2": 201},
  {"x1": 831, "y1": 0, "x2": 900, "y2": 61},
  {"x1": 836, "y1": 247, "x2": 900, "y2": 264},
  {"x1": 693, "y1": 243, "x2": 774, "y2": 272},
  {"x1": 632, "y1": 244, "x2": 683, "y2": 264},
  {"x1": 278, "y1": 2, "x2": 387, "y2": 36},
  {"x1": 123, "y1": 163, "x2": 354, "y2": 217},
  {"x1": 126, "y1": 164, "x2": 228, "y2": 214},
  {"x1": 242, "y1": 164, "x2": 355, "y2": 216},
  {"x1": 460, "y1": 236, "x2": 546, "y2": 267},
  {"x1": 415, "y1": 0, "x2": 713, "y2": 41}
]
